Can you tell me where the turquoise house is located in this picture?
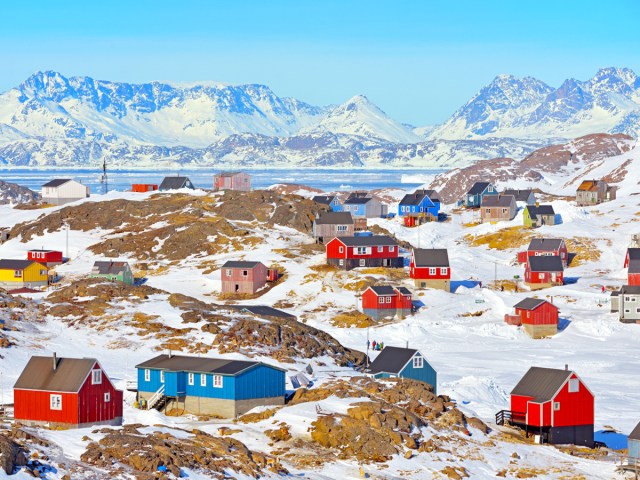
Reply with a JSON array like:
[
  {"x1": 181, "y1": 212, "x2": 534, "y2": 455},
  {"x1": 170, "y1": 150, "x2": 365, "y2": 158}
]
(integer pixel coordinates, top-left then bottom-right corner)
[{"x1": 365, "y1": 346, "x2": 437, "y2": 394}]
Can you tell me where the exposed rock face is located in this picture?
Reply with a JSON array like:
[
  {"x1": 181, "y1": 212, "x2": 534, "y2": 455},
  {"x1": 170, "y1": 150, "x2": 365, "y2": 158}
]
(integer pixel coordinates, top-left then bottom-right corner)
[
  {"x1": 0, "y1": 434, "x2": 28, "y2": 474},
  {"x1": 0, "y1": 179, "x2": 40, "y2": 205}
]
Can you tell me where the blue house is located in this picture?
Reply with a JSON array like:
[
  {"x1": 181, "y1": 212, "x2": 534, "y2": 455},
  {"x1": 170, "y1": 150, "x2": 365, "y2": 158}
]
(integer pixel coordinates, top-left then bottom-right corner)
[
  {"x1": 365, "y1": 346, "x2": 437, "y2": 394},
  {"x1": 312, "y1": 195, "x2": 343, "y2": 212},
  {"x1": 136, "y1": 354, "x2": 286, "y2": 418},
  {"x1": 398, "y1": 189, "x2": 441, "y2": 217},
  {"x1": 462, "y1": 181, "x2": 498, "y2": 208},
  {"x1": 630, "y1": 422, "x2": 640, "y2": 464}
]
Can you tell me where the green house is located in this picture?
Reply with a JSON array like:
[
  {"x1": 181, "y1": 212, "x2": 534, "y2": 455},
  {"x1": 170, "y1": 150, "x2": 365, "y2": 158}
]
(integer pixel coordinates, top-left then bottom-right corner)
[
  {"x1": 523, "y1": 205, "x2": 555, "y2": 228},
  {"x1": 91, "y1": 260, "x2": 134, "y2": 285}
]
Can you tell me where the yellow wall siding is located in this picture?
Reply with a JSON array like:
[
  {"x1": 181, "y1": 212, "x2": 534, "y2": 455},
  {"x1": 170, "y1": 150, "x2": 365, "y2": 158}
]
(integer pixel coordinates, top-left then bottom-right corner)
[{"x1": 0, "y1": 262, "x2": 48, "y2": 284}]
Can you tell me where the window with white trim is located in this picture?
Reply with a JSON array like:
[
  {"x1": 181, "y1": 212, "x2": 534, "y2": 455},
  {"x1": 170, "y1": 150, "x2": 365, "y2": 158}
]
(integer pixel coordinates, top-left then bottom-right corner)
[
  {"x1": 378, "y1": 297, "x2": 384, "y2": 304},
  {"x1": 160, "y1": 371, "x2": 164, "y2": 383},
  {"x1": 485, "y1": 208, "x2": 490, "y2": 213},
  {"x1": 50, "y1": 394, "x2": 62, "y2": 410},
  {"x1": 385, "y1": 296, "x2": 392, "y2": 303},
  {"x1": 104, "y1": 392, "x2": 111, "y2": 402},
  {"x1": 502, "y1": 208, "x2": 507, "y2": 214},
  {"x1": 13, "y1": 270, "x2": 21, "y2": 278},
  {"x1": 337, "y1": 225, "x2": 347, "y2": 232},
  {"x1": 144, "y1": 369, "x2": 150, "y2": 382},
  {"x1": 339, "y1": 246, "x2": 344, "y2": 253},
  {"x1": 225, "y1": 269, "x2": 232, "y2": 277},
  {"x1": 413, "y1": 356, "x2": 423, "y2": 368},
  {"x1": 440, "y1": 267, "x2": 447, "y2": 275},
  {"x1": 339, "y1": 259, "x2": 344, "y2": 266},
  {"x1": 568, "y1": 379, "x2": 579, "y2": 393},
  {"x1": 356, "y1": 247, "x2": 367, "y2": 255},
  {"x1": 242, "y1": 270, "x2": 248, "y2": 276},
  {"x1": 553, "y1": 402, "x2": 560, "y2": 411},
  {"x1": 359, "y1": 259, "x2": 366, "y2": 267},
  {"x1": 213, "y1": 375, "x2": 223, "y2": 388},
  {"x1": 91, "y1": 369, "x2": 102, "y2": 385},
  {"x1": 378, "y1": 246, "x2": 383, "y2": 252},
  {"x1": 488, "y1": 186, "x2": 494, "y2": 192},
  {"x1": 429, "y1": 268, "x2": 436, "y2": 275},
  {"x1": 201, "y1": 374, "x2": 207, "y2": 387},
  {"x1": 388, "y1": 246, "x2": 395, "y2": 252},
  {"x1": 188, "y1": 372, "x2": 194, "y2": 385}
]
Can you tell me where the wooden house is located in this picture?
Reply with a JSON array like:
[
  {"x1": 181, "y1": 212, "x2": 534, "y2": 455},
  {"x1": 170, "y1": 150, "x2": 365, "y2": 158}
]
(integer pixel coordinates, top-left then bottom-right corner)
[
  {"x1": 525, "y1": 256, "x2": 564, "y2": 287},
  {"x1": 462, "y1": 181, "x2": 498, "y2": 208},
  {"x1": 343, "y1": 196, "x2": 388, "y2": 218},
  {"x1": 503, "y1": 189, "x2": 536, "y2": 205},
  {"x1": 505, "y1": 298, "x2": 559, "y2": 338},
  {"x1": 221, "y1": 261, "x2": 268, "y2": 294},
  {"x1": 398, "y1": 189, "x2": 440, "y2": 219},
  {"x1": 213, "y1": 172, "x2": 251, "y2": 192},
  {"x1": 576, "y1": 179, "x2": 616, "y2": 206},
  {"x1": 519, "y1": 238, "x2": 569, "y2": 267},
  {"x1": 480, "y1": 194, "x2": 517, "y2": 223},
  {"x1": 91, "y1": 261, "x2": 134, "y2": 285},
  {"x1": 629, "y1": 260, "x2": 640, "y2": 287},
  {"x1": 0, "y1": 259, "x2": 48, "y2": 289},
  {"x1": 27, "y1": 249, "x2": 63, "y2": 267},
  {"x1": 13, "y1": 354, "x2": 123, "y2": 428},
  {"x1": 365, "y1": 347, "x2": 437, "y2": 394},
  {"x1": 131, "y1": 184, "x2": 158, "y2": 192},
  {"x1": 496, "y1": 366, "x2": 594, "y2": 446},
  {"x1": 523, "y1": 205, "x2": 555, "y2": 228},
  {"x1": 312, "y1": 195, "x2": 343, "y2": 212},
  {"x1": 629, "y1": 422, "x2": 640, "y2": 465},
  {"x1": 326, "y1": 236, "x2": 402, "y2": 270},
  {"x1": 159, "y1": 176, "x2": 195, "y2": 191},
  {"x1": 41, "y1": 179, "x2": 90, "y2": 205},
  {"x1": 136, "y1": 354, "x2": 285, "y2": 417},
  {"x1": 410, "y1": 248, "x2": 450, "y2": 291},
  {"x1": 611, "y1": 285, "x2": 640, "y2": 323},
  {"x1": 362, "y1": 286, "x2": 413, "y2": 321},
  {"x1": 312, "y1": 211, "x2": 354, "y2": 243}
]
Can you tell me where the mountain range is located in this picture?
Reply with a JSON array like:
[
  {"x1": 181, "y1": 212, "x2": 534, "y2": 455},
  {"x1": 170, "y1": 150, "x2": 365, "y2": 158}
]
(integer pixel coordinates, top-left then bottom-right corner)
[{"x1": 0, "y1": 68, "x2": 639, "y2": 168}]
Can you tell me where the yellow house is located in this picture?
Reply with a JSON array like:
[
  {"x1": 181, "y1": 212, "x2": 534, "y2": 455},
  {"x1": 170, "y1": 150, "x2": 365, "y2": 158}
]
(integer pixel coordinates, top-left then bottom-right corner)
[{"x1": 0, "y1": 259, "x2": 48, "y2": 289}]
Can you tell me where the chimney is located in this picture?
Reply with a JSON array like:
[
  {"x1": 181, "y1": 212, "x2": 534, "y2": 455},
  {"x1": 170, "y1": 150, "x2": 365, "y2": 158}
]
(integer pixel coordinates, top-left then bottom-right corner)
[
  {"x1": 565, "y1": 364, "x2": 568, "y2": 371},
  {"x1": 53, "y1": 352, "x2": 58, "y2": 371},
  {"x1": 550, "y1": 296, "x2": 553, "y2": 304},
  {"x1": 168, "y1": 350, "x2": 173, "y2": 359},
  {"x1": 405, "y1": 341, "x2": 409, "y2": 349}
]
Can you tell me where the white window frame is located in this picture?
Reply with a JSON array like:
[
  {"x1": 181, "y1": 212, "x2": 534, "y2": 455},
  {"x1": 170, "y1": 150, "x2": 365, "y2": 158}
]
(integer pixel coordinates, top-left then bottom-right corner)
[
  {"x1": 440, "y1": 267, "x2": 447, "y2": 275},
  {"x1": 502, "y1": 208, "x2": 507, "y2": 214},
  {"x1": 488, "y1": 186, "x2": 494, "y2": 192},
  {"x1": 104, "y1": 392, "x2": 111, "y2": 402},
  {"x1": 201, "y1": 373, "x2": 207, "y2": 387},
  {"x1": 225, "y1": 269, "x2": 232, "y2": 277},
  {"x1": 188, "y1": 372, "x2": 194, "y2": 385},
  {"x1": 213, "y1": 375, "x2": 223, "y2": 388},
  {"x1": 389, "y1": 246, "x2": 395, "y2": 252},
  {"x1": 385, "y1": 296, "x2": 392, "y2": 303},
  {"x1": 378, "y1": 246, "x2": 383, "y2": 253},
  {"x1": 568, "y1": 379, "x2": 579, "y2": 393},
  {"x1": 338, "y1": 259, "x2": 344, "y2": 266},
  {"x1": 339, "y1": 246, "x2": 344, "y2": 253},
  {"x1": 50, "y1": 394, "x2": 62, "y2": 410},
  {"x1": 91, "y1": 369, "x2": 102, "y2": 385},
  {"x1": 413, "y1": 356, "x2": 423, "y2": 368},
  {"x1": 160, "y1": 370, "x2": 164, "y2": 383},
  {"x1": 429, "y1": 267, "x2": 436, "y2": 275},
  {"x1": 359, "y1": 259, "x2": 366, "y2": 267},
  {"x1": 378, "y1": 297, "x2": 384, "y2": 304},
  {"x1": 356, "y1": 247, "x2": 367, "y2": 255},
  {"x1": 144, "y1": 369, "x2": 150, "y2": 382},
  {"x1": 242, "y1": 270, "x2": 248, "y2": 277},
  {"x1": 554, "y1": 402, "x2": 560, "y2": 411}
]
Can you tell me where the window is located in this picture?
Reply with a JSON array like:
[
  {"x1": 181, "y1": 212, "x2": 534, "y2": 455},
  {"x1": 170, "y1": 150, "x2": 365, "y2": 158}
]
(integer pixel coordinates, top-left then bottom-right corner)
[
  {"x1": 339, "y1": 259, "x2": 344, "y2": 266},
  {"x1": 40, "y1": 270, "x2": 47, "y2": 275},
  {"x1": 201, "y1": 374, "x2": 207, "y2": 387},
  {"x1": 378, "y1": 297, "x2": 384, "y2": 304},
  {"x1": 468, "y1": 196, "x2": 473, "y2": 201},
  {"x1": 50, "y1": 394, "x2": 62, "y2": 410},
  {"x1": 188, "y1": 373, "x2": 194, "y2": 385},
  {"x1": 356, "y1": 247, "x2": 368, "y2": 255},
  {"x1": 144, "y1": 369, "x2": 150, "y2": 382},
  {"x1": 502, "y1": 208, "x2": 507, "y2": 214},
  {"x1": 225, "y1": 269, "x2": 232, "y2": 277},
  {"x1": 213, "y1": 375, "x2": 223, "y2": 388},
  {"x1": 388, "y1": 246, "x2": 395, "y2": 252},
  {"x1": 385, "y1": 296, "x2": 392, "y2": 303},
  {"x1": 339, "y1": 246, "x2": 344, "y2": 253},
  {"x1": 429, "y1": 268, "x2": 436, "y2": 275},
  {"x1": 488, "y1": 186, "x2": 494, "y2": 192},
  {"x1": 420, "y1": 207, "x2": 424, "y2": 212},
  {"x1": 485, "y1": 208, "x2": 490, "y2": 213},
  {"x1": 104, "y1": 392, "x2": 111, "y2": 402},
  {"x1": 632, "y1": 297, "x2": 637, "y2": 302},
  {"x1": 13, "y1": 270, "x2": 22, "y2": 278},
  {"x1": 413, "y1": 356, "x2": 423, "y2": 368},
  {"x1": 553, "y1": 402, "x2": 560, "y2": 411},
  {"x1": 568, "y1": 379, "x2": 579, "y2": 393},
  {"x1": 440, "y1": 268, "x2": 447, "y2": 275},
  {"x1": 91, "y1": 369, "x2": 102, "y2": 385},
  {"x1": 378, "y1": 246, "x2": 383, "y2": 252},
  {"x1": 242, "y1": 270, "x2": 248, "y2": 276},
  {"x1": 527, "y1": 311, "x2": 530, "y2": 318},
  {"x1": 337, "y1": 225, "x2": 347, "y2": 232},
  {"x1": 359, "y1": 259, "x2": 366, "y2": 267},
  {"x1": 625, "y1": 296, "x2": 630, "y2": 301},
  {"x1": 160, "y1": 371, "x2": 164, "y2": 383}
]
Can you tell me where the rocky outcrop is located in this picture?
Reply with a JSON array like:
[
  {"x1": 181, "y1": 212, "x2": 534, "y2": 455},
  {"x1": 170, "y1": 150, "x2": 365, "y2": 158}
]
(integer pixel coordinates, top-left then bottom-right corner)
[
  {"x1": 0, "y1": 434, "x2": 28, "y2": 474},
  {"x1": 0, "y1": 179, "x2": 40, "y2": 205}
]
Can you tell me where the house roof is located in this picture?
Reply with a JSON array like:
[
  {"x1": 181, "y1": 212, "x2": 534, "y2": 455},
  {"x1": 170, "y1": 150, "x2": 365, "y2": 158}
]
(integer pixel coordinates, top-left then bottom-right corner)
[
  {"x1": 135, "y1": 354, "x2": 285, "y2": 375},
  {"x1": 412, "y1": 248, "x2": 449, "y2": 268},
  {"x1": 503, "y1": 189, "x2": 535, "y2": 202},
  {"x1": 399, "y1": 189, "x2": 440, "y2": 206},
  {"x1": 315, "y1": 212, "x2": 353, "y2": 225},
  {"x1": 467, "y1": 182, "x2": 492, "y2": 195},
  {"x1": 527, "y1": 256, "x2": 564, "y2": 272},
  {"x1": 621, "y1": 285, "x2": 640, "y2": 295},
  {"x1": 346, "y1": 192, "x2": 370, "y2": 200},
  {"x1": 366, "y1": 347, "x2": 418, "y2": 375},
  {"x1": 527, "y1": 238, "x2": 564, "y2": 251},
  {"x1": 629, "y1": 259, "x2": 640, "y2": 274},
  {"x1": 368, "y1": 286, "x2": 412, "y2": 296},
  {"x1": 577, "y1": 180, "x2": 603, "y2": 192},
  {"x1": 628, "y1": 248, "x2": 640, "y2": 261},
  {"x1": 511, "y1": 366, "x2": 573, "y2": 402},
  {"x1": 481, "y1": 195, "x2": 515, "y2": 207},
  {"x1": 14, "y1": 356, "x2": 97, "y2": 393},
  {"x1": 216, "y1": 171, "x2": 243, "y2": 177},
  {"x1": 28, "y1": 249, "x2": 59, "y2": 253},
  {"x1": 42, "y1": 179, "x2": 72, "y2": 188},
  {"x1": 93, "y1": 261, "x2": 130, "y2": 275},
  {"x1": 235, "y1": 305, "x2": 296, "y2": 319},
  {"x1": 312, "y1": 195, "x2": 337, "y2": 205},
  {"x1": 334, "y1": 235, "x2": 398, "y2": 247},
  {"x1": 526, "y1": 205, "x2": 555, "y2": 220},
  {"x1": 344, "y1": 197, "x2": 373, "y2": 205},
  {"x1": 159, "y1": 176, "x2": 192, "y2": 190},
  {"x1": 513, "y1": 298, "x2": 555, "y2": 311},
  {"x1": 0, "y1": 259, "x2": 38, "y2": 270},
  {"x1": 221, "y1": 261, "x2": 264, "y2": 269},
  {"x1": 630, "y1": 422, "x2": 640, "y2": 441}
]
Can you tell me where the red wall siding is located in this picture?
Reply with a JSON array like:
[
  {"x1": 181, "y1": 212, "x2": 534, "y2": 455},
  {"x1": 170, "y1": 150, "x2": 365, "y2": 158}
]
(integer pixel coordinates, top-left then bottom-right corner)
[
  {"x1": 326, "y1": 238, "x2": 347, "y2": 259},
  {"x1": 525, "y1": 268, "x2": 563, "y2": 284},
  {"x1": 410, "y1": 263, "x2": 451, "y2": 280},
  {"x1": 629, "y1": 273, "x2": 640, "y2": 286},
  {"x1": 511, "y1": 394, "x2": 533, "y2": 415},
  {"x1": 362, "y1": 290, "x2": 412, "y2": 310},
  {"x1": 527, "y1": 245, "x2": 568, "y2": 265},
  {"x1": 14, "y1": 389, "x2": 78, "y2": 424},
  {"x1": 552, "y1": 375, "x2": 594, "y2": 427},
  {"x1": 326, "y1": 239, "x2": 398, "y2": 260},
  {"x1": 28, "y1": 251, "x2": 63, "y2": 263},
  {"x1": 516, "y1": 303, "x2": 559, "y2": 326},
  {"x1": 78, "y1": 370, "x2": 123, "y2": 424}
]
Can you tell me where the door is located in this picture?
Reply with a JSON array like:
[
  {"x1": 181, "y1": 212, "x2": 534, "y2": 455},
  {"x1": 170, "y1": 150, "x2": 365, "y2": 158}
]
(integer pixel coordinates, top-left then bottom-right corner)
[{"x1": 235, "y1": 284, "x2": 239, "y2": 292}]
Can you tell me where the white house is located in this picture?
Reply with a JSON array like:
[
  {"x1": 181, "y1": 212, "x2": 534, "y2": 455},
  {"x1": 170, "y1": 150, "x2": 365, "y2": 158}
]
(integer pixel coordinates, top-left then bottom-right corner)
[{"x1": 42, "y1": 179, "x2": 90, "y2": 205}]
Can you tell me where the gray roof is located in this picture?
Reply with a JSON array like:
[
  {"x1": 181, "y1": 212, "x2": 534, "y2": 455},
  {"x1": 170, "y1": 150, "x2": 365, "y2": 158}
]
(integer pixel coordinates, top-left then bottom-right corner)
[
  {"x1": 14, "y1": 356, "x2": 98, "y2": 392},
  {"x1": 315, "y1": 212, "x2": 353, "y2": 225},
  {"x1": 628, "y1": 248, "x2": 640, "y2": 261},
  {"x1": 221, "y1": 261, "x2": 264, "y2": 269},
  {"x1": 621, "y1": 285, "x2": 640, "y2": 295},
  {"x1": 344, "y1": 197, "x2": 373, "y2": 205},
  {"x1": 335, "y1": 236, "x2": 398, "y2": 247},
  {"x1": 346, "y1": 192, "x2": 370, "y2": 200},
  {"x1": 629, "y1": 259, "x2": 640, "y2": 274},
  {"x1": 236, "y1": 305, "x2": 296, "y2": 319},
  {"x1": 42, "y1": 179, "x2": 72, "y2": 188},
  {"x1": 503, "y1": 189, "x2": 534, "y2": 202},
  {"x1": 312, "y1": 195, "x2": 337, "y2": 205},
  {"x1": 0, "y1": 259, "x2": 40, "y2": 270},
  {"x1": 93, "y1": 261, "x2": 130, "y2": 275},
  {"x1": 467, "y1": 182, "x2": 492, "y2": 195},
  {"x1": 630, "y1": 422, "x2": 640, "y2": 441},
  {"x1": 367, "y1": 347, "x2": 418, "y2": 375},
  {"x1": 399, "y1": 189, "x2": 440, "y2": 206},
  {"x1": 513, "y1": 298, "x2": 555, "y2": 311},
  {"x1": 527, "y1": 256, "x2": 564, "y2": 272},
  {"x1": 412, "y1": 248, "x2": 449, "y2": 268},
  {"x1": 526, "y1": 205, "x2": 555, "y2": 220},
  {"x1": 159, "y1": 176, "x2": 193, "y2": 190},
  {"x1": 511, "y1": 366, "x2": 574, "y2": 402},
  {"x1": 216, "y1": 171, "x2": 243, "y2": 177},
  {"x1": 527, "y1": 238, "x2": 565, "y2": 251},
  {"x1": 481, "y1": 195, "x2": 515, "y2": 207},
  {"x1": 368, "y1": 286, "x2": 412, "y2": 296},
  {"x1": 135, "y1": 354, "x2": 284, "y2": 375}
]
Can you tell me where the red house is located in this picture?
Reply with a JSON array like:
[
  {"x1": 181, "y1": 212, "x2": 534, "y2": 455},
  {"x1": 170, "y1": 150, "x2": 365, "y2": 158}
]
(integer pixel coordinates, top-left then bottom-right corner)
[
  {"x1": 362, "y1": 285, "x2": 413, "y2": 321},
  {"x1": 629, "y1": 260, "x2": 640, "y2": 286},
  {"x1": 326, "y1": 236, "x2": 402, "y2": 271},
  {"x1": 525, "y1": 256, "x2": 564, "y2": 287},
  {"x1": 518, "y1": 238, "x2": 569, "y2": 267},
  {"x1": 220, "y1": 261, "x2": 268, "y2": 294},
  {"x1": 505, "y1": 298, "x2": 559, "y2": 338},
  {"x1": 496, "y1": 366, "x2": 594, "y2": 446},
  {"x1": 27, "y1": 249, "x2": 63, "y2": 267},
  {"x1": 13, "y1": 354, "x2": 123, "y2": 428},
  {"x1": 132, "y1": 184, "x2": 158, "y2": 193},
  {"x1": 410, "y1": 248, "x2": 450, "y2": 291}
]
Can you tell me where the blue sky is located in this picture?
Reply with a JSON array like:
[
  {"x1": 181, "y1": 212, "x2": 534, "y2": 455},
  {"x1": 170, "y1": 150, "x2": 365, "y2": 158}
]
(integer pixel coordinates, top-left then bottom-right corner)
[{"x1": 1, "y1": 0, "x2": 639, "y2": 125}]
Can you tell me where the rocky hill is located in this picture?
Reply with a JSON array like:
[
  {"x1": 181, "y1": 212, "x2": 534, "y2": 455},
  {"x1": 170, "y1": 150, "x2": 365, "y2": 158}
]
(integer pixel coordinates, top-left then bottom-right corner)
[{"x1": 0, "y1": 179, "x2": 40, "y2": 205}]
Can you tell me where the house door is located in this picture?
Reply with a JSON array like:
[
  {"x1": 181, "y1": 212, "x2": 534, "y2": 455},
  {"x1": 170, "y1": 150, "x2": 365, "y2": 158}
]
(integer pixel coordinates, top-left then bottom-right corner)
[
  {"x1": 235, "y1": 284, "x2": 239, "y2": 292},
  {"x1": 382, "y1": 259, "x2": 389, "y2": 267},
  {"x1": 551, "y1": 273, "x2": 557, "y2": 282}
]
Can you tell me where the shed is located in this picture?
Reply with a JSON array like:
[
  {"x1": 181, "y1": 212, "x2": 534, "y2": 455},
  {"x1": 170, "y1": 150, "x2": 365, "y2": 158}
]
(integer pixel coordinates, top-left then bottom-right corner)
[
  {"x1": 525, "y1": 256, "x2": 564, "y2": 287},
  {"x1": 365, "y1": 347, "x2": 437, "y2": 394},
  {"x1": 221, "y1": 261, "x2": 268, "y2": 294},
  {"x1": 159, "y1": 176, "x2": 195, "y2": 191},
  {"x1": 41, "y1": 179, "x2": 90, "y2": 205},
  {"x1": 362, "y1": 286, "x2": 413, "y2": 321},
  {"x1": 510, "y1": 298, "x2": 559, "y2": 338},
  {"x1": 132, "y1": 184, "x2": 158, "y2": 192}
]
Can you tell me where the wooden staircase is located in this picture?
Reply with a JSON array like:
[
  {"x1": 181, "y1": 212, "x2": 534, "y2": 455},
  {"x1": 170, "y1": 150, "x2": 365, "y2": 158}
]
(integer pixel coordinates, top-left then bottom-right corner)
[{"x1": 147, "y1": 385, "x2": 166, "y2": 411}]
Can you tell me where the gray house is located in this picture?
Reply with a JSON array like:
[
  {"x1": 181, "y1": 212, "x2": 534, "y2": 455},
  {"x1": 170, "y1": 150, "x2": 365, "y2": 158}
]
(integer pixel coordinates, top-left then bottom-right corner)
[
  {"x1": 480, "y1": 195, "x2": 517, "y2": 223},
  {"x1": 159, "y1": 176, "x2": 195, "y2": 191},
  {"x1": 343, "y1": 196, "x2": 388, "y2": 218},
  {"x1": 504, "y1": 189, "x2": 536, "y2": 205},
  {"x1": 611, "y1": 285, "x2": 640, "y2": 323},
  {"x1": 312, "y1": 211, "x2": 354, "y2": 243},
  {"x1": 576, "y1": 180, "x2": 616, "y2": 206}
]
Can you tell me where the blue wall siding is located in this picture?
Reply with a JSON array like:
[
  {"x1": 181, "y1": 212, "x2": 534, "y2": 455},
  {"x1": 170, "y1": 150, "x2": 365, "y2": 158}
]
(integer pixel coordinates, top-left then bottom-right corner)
[
  {"x1": 465, "y1": 188, "x2": 498, "y2": 208},
  {"x1": 399, "y1": 353, "x2": 438, "y2": 394},
  {"x1": 138, "y1": 368, "x2": 163, "y2": 393},
  {"x1": 345, "y1": 204, "x2": 366, "y2": 216},
  {"x1": 236, "y1": 365, "x2": 285, "y2": 400},
  {"x1": 183, "y1": 372, "x2": 237, "y2": 400},
  {"x1": 398, "y1": 198, "x2": 438, "y2": 217},
  {"x1": 331, "y1": 199, "x2": 343, "y2": 212},
  {"x1": 630, "y1": 438, "x2": 640, "y2": 461}
]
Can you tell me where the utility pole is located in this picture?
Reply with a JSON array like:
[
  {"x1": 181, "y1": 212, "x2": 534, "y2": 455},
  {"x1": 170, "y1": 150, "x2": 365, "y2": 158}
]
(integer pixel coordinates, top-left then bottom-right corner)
[
  {"x1": 66, "y1": 223, "x2": 69, "y2": 261},
  {"x1": 494, "y1": 261, "x2": 497, "y2": 287},
  {"x1": 366, "y1": 326, "x2": 370, "y2": 368}
]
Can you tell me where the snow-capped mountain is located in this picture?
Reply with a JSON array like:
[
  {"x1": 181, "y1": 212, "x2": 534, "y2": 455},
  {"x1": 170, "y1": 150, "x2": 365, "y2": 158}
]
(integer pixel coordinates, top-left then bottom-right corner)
[{"x1": 429, "y1": 67, "x2": 640, "y2": 140}]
